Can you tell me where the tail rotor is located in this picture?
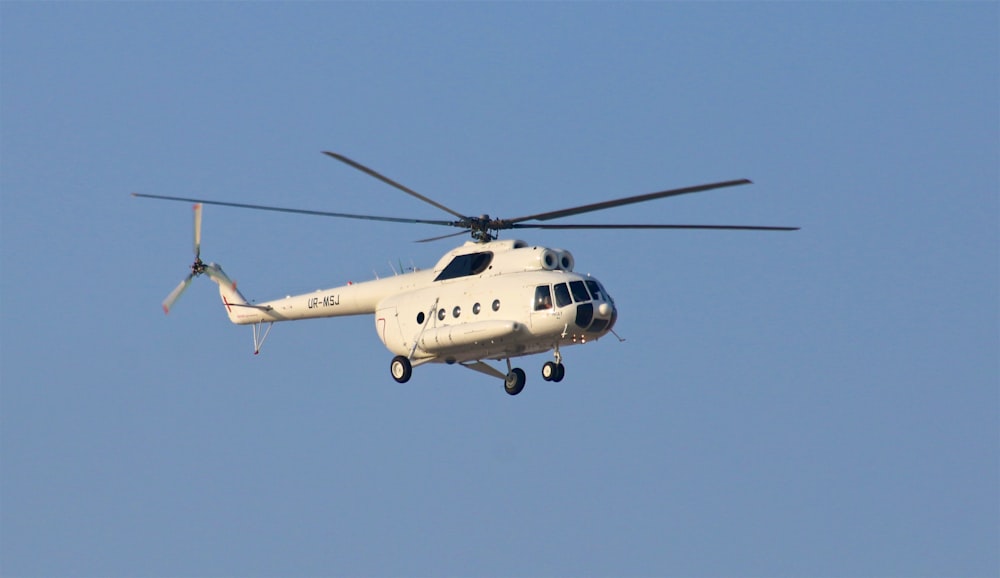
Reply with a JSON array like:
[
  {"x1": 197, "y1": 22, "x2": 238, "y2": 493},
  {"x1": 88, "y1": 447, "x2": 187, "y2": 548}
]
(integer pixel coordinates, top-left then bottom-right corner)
[{"x1": 162, "y1": 203, "x2": 206, "y2": 314}]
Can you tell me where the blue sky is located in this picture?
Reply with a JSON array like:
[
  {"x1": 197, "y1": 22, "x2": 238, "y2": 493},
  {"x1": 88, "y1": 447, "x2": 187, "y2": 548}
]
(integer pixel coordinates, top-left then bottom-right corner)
[{"x1": 2, "y1": 3, "x2": 997, "y2": 577}]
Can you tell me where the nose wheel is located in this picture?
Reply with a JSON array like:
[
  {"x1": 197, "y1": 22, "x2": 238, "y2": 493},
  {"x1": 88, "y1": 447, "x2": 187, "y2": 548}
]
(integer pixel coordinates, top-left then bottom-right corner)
[
  {"x1": 542, "y1": 346, "x2": 566, "y2": 382},
  {"x1": 541, "y1": 361, "x2": 565, "y2": 382}
]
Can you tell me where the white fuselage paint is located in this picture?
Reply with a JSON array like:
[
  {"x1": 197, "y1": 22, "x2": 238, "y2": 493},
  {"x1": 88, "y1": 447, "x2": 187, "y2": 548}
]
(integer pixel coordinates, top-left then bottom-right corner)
[{"x1": 208, "y1": 239, "x2": 617, "y2": 366}]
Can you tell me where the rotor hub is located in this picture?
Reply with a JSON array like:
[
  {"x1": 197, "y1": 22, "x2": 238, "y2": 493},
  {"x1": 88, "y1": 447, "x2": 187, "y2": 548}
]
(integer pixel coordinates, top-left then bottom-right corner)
[{"x1": 462, "y1": 214, "x2": 496, "y2": 242}]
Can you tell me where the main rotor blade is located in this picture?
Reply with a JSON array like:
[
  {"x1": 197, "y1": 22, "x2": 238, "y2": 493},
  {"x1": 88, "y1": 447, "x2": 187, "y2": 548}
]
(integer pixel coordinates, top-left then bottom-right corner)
[
  {"x1": 511, "y1": 223, "x2": 800, "y2": 231},
  {"x1": 193, "y1": 203, "x2": 203, "y2": 259},
  {"x1": 507, "y1": 179, "x2": 753, "y2": 224},
  {"x1": 415, "y1": 230, "x2": 471, "y2": 243},
  {"x1": 322, "y1": 151, "x2": 468, "y2": 220},
  {"x1": 132, "y1": 193, "x2": 457, "y2": 227}
]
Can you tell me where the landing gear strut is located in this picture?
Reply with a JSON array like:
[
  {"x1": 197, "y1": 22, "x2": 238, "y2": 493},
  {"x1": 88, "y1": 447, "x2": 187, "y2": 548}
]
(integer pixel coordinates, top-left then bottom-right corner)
[{"x1": 390, "y1": 355, "x2": 412, "y2": 383}]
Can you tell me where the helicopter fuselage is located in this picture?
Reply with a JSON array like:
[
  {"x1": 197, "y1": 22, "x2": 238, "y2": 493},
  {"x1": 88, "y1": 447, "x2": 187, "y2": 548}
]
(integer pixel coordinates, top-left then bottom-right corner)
[{"x1": 211, "y1": 239, "x2": 617, "y2": 370}]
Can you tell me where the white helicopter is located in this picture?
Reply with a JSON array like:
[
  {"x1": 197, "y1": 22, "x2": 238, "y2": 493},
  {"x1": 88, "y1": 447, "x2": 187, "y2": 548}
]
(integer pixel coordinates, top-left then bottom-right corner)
[{"x1": 134, "y1": 152, "x2": 797, "y2": 395}]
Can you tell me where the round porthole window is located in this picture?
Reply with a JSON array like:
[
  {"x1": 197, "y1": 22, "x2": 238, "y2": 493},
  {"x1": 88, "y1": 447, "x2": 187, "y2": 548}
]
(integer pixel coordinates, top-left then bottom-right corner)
[
  {"x1": 453, "y1": 306, "x2": 461, "y2": 318},
  {"x1": 417, "y1": 312, "x2": 425, "y2": 324},
  {"x1": 492, "y1": 299, "x2": 501, "y2": 312},
  {"x1": 472, "y1": 303, "x2": 481, "y2": 315},
  {"x1": 438, "y1": 309, "x2": 446, "y2": 321}
]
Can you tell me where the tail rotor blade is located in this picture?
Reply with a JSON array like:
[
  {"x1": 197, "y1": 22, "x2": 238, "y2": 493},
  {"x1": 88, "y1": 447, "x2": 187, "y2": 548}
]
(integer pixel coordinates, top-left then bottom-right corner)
[
  {"x1": 162, "y1": 274, "x2": 194, "y2": 314},
  {"x1": 193, "y1": 203, "x2": 203, "y2": 259}
]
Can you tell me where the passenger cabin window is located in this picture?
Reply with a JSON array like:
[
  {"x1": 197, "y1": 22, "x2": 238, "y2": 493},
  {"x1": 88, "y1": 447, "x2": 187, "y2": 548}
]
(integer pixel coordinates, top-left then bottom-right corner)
[
  {"x1": 434, "y1": 251, "x2": 493, "y2": 281},
  {"x1": 534, "y1": 285, "x2": 553, "y2": 311},
  {"x1": 553, "y1": 283, "x2": 572, "y2": 308},
  {"x1": 569, "y1": 281, "x2": 591, "y2": 302}
]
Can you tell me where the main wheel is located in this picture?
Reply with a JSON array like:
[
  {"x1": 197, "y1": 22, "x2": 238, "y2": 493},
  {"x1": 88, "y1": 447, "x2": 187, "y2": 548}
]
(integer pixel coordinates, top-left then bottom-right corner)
[
  {"x1": 552, "y1": 363, "x2": 565, "y2": 382},
  {"x1": 504, "y1": 367, "x2": 526, "y2": 396},
  {"x1": 390, "y1": 355, "x2": 412, "y2": 383},
  {"x1": 542, "y1": 361, "x2": 558, "y2": 382}
]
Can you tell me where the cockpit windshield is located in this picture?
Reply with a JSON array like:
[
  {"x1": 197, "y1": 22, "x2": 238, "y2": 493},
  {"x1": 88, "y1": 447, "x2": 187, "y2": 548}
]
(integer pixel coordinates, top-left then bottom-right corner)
[
  {"x1": 569, "y1": 281, "x2": 590, "y2": 302},
  {"x1": 536, "y1": 279, "x2": 613, "y2": 311},
  {"x1": 585, "y1": 280, "x2": 609, "y2": 302}
]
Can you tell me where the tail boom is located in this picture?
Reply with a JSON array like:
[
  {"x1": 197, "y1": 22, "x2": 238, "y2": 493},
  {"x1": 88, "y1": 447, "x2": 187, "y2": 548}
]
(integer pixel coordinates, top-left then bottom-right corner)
[{"x1": 205, "y1": 265, "x2": 422, "y2": 326}]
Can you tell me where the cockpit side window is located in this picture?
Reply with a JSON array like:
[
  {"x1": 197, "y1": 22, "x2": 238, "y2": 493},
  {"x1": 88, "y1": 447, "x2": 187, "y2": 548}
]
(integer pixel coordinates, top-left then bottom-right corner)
[
  {"x1": 534, "y1": 285, "x2": 553, "y2": 311},
  {"x1": 569, "y1": 280, "x2": 591, "y2": 302},
  {"x1": 434, "y1": 251, "x2": 494, "y2": 281},
  {"x1": 553, "y1": 283, "x2": 572, "y2": 307}
]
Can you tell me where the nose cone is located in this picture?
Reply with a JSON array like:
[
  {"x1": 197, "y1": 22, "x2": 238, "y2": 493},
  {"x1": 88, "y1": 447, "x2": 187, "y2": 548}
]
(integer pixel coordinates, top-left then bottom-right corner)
[{"x1": 579, "y1": 297, "x2": 617, "y2": 335}]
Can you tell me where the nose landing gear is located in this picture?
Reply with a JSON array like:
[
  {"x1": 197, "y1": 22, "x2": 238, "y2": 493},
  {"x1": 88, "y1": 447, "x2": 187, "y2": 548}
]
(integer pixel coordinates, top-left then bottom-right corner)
[
  {"x1": 541, "y1": 346, "x2": 565, "y2": 382},
  {"x1": 541, "y1": 361, "x2": 565, "y2": 382}
]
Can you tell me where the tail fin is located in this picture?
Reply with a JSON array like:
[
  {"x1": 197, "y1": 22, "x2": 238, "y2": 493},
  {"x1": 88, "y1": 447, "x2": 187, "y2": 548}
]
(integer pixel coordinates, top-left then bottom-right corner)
[{"x1": 203, "y1": 263, "x2": 255, "y2": 324}]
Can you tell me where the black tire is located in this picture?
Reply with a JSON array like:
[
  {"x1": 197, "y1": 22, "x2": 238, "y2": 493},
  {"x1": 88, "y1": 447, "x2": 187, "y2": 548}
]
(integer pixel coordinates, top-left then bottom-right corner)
[
  {"x1": 504, "y1": 367, "x2": 526, "y2": 395},
  {"x1": 390, "y1": 355, "x2": 412, "y2": 383},
  {"x1": 542, "y1": 361, "x2": 558, "y2": 382},
  {"x1": 552, "y1": 363, "x2": 565, "y2": 383}
]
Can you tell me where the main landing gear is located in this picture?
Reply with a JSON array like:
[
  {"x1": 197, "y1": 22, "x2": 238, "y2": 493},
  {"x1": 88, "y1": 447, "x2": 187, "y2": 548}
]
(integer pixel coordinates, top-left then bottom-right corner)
[
  {"x1": 390, "y1": 355, "x2": 412, "y2": 383},
  {"x1": 504, "y1": 368, "x2": 526, "y2": 396}
]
